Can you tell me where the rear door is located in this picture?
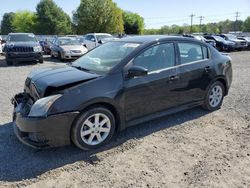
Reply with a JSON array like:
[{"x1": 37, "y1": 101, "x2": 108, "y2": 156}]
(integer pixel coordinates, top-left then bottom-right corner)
[
  {"x1": 175, "y1": 42, "x2": 214, "y2": 105},
  {"x1": 123, "y1": 42, "x2": 180, "y2": 121}
]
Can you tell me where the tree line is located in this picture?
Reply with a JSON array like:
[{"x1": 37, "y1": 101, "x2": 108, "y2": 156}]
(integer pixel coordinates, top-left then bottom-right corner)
[
  {"x1": 0, "y1": 0, "x2": 144, "y2": 35},
  {"x1": 1, "y1": 0, "x2": 250, "y2": 35},
  {"x1": 144, "y1": 18, "x2": 250, "y2": 35}
]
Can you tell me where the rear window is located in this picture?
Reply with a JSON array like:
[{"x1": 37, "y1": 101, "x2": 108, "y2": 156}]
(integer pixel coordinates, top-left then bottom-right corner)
[{"x1": 178, "y1": 43, "x2": 203, "y2": 64}]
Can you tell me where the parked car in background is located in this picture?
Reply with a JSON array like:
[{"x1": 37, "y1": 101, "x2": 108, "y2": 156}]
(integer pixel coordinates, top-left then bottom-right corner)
[
  {"x1": 39, "y1": 38, "x2": 54, "y2": 55},
  {"x1": 184, "y1": 34, "x2": 216, "y2": 47},
  {"x1": 83, "y1": 33, "x2": 114, "y2": 50},
  {"x1": 4, "y1": 33, "x2": 43, "y2": 65},
  {"x1": 77, "y1": 36, "x2": 86, "y2": 46},
  {"x1": 218, "y1": 34, "x2": 248, "y2": 50},
  {"x1": 0, "y1": 36, "x2": 3, "y2": 54},
  {"x1": 204, "y1": 35, "x2": 236, "y2": 52},
  {"x1": 50, "y1": 37, "x2": 88, "y2": 61},
  {"x1": 12, "y1": 36, "x2": 232, "y2": 150},
  {"x1": 237, "y1": 36, "x2": 250, "y2": 50}
]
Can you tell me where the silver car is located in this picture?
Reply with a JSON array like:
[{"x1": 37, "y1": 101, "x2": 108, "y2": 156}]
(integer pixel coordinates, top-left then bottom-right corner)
[
  {"x1": 51, "y1": 37, "x2": 88, "y2": 61},
  {"x1": 83, "y1": 33, "x2": 114, "y2": 50}
]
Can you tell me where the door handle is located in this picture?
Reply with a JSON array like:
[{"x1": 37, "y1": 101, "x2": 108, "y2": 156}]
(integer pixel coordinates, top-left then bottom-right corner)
[
  {"x1": 169, "y1": 75, "x2": 180, "y2": 81},
  {"x1": 204, "y1": 66, "x2": 211, "y2": 73}
]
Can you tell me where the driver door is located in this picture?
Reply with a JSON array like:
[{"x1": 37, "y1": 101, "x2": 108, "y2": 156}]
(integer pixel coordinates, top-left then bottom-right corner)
[{"x1": 123, "y1": 42, "x2": 179, "y2": 122}]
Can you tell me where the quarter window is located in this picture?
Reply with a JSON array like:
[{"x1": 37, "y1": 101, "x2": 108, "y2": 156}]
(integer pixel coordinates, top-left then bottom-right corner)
[
  {"x1": 178, "y1": 43, "x2": 205, "y2": 64},
  {"x1": 202, "y1": 46, "x2": 209, "y2": 59},
  {"x1": 133, "y1": 43, "x2": 175, "y2": 72}
]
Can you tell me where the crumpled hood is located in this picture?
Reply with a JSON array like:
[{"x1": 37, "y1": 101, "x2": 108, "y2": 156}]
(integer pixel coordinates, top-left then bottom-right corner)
[{"x1": 27, "y1": 65, "x2": 100, "y2": 97}]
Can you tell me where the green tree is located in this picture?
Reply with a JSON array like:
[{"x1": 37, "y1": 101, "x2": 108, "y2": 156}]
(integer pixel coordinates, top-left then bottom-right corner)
[
  {"x1": 123, "y1": 11, "x2": 144, "y2": 34},
  {"x1": 243, "y1": 17, "x2": 250, "y2": 32},
  {"x1": 12, "y1": 11, "x2": 37, "y2": 33},
  {"x1": 74, "y1": 0, "x2": 124, "y2": 34},
  {"x1": 144, "y1": 28, "x2": 160, "y2": 35},
  {"x1": 0, "y1": 12, "x2": 15, "y2": 34},
  {"x1": 36, "y1": 0, "x2": 72, "y2": 35},
  {"x1": 159, "y1": 26, "x2": 170, "y2": 34}
]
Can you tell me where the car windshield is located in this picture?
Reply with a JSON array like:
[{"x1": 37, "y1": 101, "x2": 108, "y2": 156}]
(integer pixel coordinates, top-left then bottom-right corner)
[
  {"x1": 213, "y1": 36, "x2": 225, "y2": 42},
  {"x1": 194, "y1": 36, "x2": 204, "y2": 41},
  {"x1": 225, "y1": 34, "x2": 237, "y2": 40},
  {"x1": 59, "y1": 38, "x2": 81, "y2": 46},
  {"x1": 8, "y1": 34, "x2": 37, "y2": 42},
  {"x1": 72, "y1": 41, "x2": 140, "y2": 74},
  {"x1": 96, "y1": 35, "x2": 113, "y2": 41}
]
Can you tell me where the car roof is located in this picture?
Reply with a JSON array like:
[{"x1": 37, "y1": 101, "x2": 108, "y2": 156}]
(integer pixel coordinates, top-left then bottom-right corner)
[
  {"x1": 9, "y1": 33, "x2": 34, "y2": 35},
  {"x1": 58, "y1": 37, "x2": 76, "y2": 40},
  {"x1": 118, "y1": 35, "x2": 199, "y2": 44},
  {"x1": 87, "y1": 33, "x2": 112, "y2": 36}
]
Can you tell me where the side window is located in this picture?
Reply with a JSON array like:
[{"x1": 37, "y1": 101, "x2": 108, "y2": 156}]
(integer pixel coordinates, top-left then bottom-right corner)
[
  {"x1": 202, "y1": 46, "x2": 209, "y2": 59},
  {"x1": 86, "y1": 35, "x2": 93, "y2": 41},
  {"x1": 86, "y1": 35, "x2": 95, "y2": 42},
  {"x1": 133, "y1": 43, "x2": 175, "y2": 72},
  {"x1": 178, "y1": 43, "x2": 203, "y2": 64}
]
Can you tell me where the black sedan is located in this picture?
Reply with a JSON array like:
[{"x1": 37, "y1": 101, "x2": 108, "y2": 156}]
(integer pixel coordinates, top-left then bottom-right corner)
[
  {"x1": 204, "y1": 35, "x2": 236, "y2": 52},
  {"x1": 12, "y1": 36, "x2": 232, "y2": 150}
]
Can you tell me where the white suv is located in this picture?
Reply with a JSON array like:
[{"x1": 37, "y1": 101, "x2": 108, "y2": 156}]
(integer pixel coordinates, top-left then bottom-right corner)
[{"x1": 83, "y1": 33, "x2": 113, "y2": 50}]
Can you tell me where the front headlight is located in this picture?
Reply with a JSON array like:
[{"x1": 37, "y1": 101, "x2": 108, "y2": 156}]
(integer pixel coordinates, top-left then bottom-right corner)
[
  {"x1": 33, "y1": 46, "x2": 42, "y2": 52},
  {"x1": 28, "y1": 94, "x2": 62, "y2": 117}
]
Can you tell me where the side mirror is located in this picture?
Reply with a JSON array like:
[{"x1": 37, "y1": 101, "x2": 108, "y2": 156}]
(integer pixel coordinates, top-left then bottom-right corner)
[
  {"x1": 98, "y1": 39, "x2": 104, "y2": 44},
  {"x1": 127, "y1": 66, "x2": 148, "y2": 79},
  {"x1": 1, "y1": 40, "x2": 6, "y2": 44}
]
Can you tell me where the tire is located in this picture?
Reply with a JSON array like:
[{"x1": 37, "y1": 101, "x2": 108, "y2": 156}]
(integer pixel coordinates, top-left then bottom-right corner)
[
  {"x1": 51, "y1": 51, "x2": 55, "y2": 58},
  {"x1": 71, "y1": 106, "x2": 116, "y2": 150},
  {"x1": 39, "y1": 57, "x2": 44, "y2": 64},
  {"x1": 202, "y1": 81, "x2": 225, "y2": 111},
  {"x1": 58, "y1": 52, "x2": 64, "y2": 62},
  {"x1": 6, "y1": 60, "x2": 13, "y2": 66}
]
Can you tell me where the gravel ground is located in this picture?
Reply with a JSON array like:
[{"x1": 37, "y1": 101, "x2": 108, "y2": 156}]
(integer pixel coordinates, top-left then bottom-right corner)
[{"x1": 0, "y1": 52, "x2": 249, "y2": 188}]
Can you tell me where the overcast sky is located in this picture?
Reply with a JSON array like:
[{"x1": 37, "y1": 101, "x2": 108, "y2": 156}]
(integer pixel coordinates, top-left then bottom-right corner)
[{"x1": 0, "y1": 0, "x2": 249, "y2": 28}]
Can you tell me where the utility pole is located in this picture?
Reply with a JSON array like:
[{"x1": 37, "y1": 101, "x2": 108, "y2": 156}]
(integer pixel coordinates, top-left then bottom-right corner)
[
  {"x1": 235, "y1": 12, "x2": 240, "y2": 31},
  {"x1": 199, "y1": 16, "x2": 204, "y2": 33},
  {"x1": 190, "y1": 13, "x2": 195, "y2": 33}
]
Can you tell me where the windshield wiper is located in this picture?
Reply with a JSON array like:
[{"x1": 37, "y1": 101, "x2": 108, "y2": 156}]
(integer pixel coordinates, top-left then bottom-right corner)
[{"x1": 71, "y1": 65, "x2": 95, "y2": 74}]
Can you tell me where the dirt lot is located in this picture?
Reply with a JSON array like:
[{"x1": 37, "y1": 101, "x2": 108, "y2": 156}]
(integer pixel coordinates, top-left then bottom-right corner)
[{"x1": 0, "y1": 52, "x2": 249, "y2": 188}]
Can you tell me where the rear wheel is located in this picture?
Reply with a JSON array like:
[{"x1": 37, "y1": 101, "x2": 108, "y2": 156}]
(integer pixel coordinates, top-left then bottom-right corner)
[
  {"x1": 6, "y1": 60, "x2": 13, "y2": 66},
  {"x1": 203, "y1": 81, "x2": 225, "y2": 111},
  {"x1": 71, "y1": 106, "x2": 116, "y2": 150},
  {"x1": 51, "y1": 51, "x2": 55, "y2": 58}
]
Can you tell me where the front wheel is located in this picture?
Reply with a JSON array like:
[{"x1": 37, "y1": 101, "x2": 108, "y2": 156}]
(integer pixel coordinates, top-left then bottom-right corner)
[
  {"x1": 203, "y1": 81, "x2": 225, "y2": 111},
  {"x1": 6, "y1": 60, "x2": 13, "y2": 66},
  {"x1": 71, "y1": 106, "x2": 116, "y2": 150},
  {"x1": 39, "y1": 57, "x2": 44, "y2": 64}
]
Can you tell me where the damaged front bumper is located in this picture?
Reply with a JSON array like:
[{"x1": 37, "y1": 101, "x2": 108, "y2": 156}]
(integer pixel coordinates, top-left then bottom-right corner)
[{"x1": 12, "y1": 93, "x2": 79, "y2": 149}]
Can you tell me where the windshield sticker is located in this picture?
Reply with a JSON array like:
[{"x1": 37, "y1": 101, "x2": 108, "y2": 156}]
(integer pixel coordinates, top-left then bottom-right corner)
[{"x1": 123, "y1": 43, "x2": 140, "y2": 48}]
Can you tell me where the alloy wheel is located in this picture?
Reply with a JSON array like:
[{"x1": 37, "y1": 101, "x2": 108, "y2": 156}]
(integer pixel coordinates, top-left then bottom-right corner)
[
  {"x1": 80, "y1": 113, "x2": 111, "y2": 146},
  {"x1": 209, "y1": 85, "x2": 223, "y2": 107}
]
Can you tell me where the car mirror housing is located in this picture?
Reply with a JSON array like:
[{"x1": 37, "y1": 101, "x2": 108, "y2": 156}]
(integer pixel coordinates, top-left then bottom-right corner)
[
  {"x1": 98, "y1": 39, "x2": 103, "y2": 44},
  {"x1": 127, "y1": 66, "x2": 148, "y2": 79}
]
